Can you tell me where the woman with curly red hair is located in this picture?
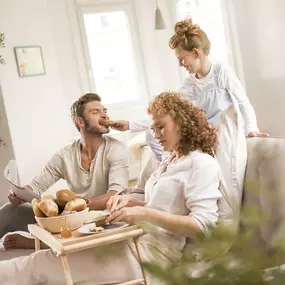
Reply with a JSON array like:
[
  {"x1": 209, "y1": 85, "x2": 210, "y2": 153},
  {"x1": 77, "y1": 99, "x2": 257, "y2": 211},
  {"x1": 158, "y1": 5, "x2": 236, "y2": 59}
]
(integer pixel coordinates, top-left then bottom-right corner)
[{"x1": 0, "y1": 92, "x2": 221, "y2": 285}]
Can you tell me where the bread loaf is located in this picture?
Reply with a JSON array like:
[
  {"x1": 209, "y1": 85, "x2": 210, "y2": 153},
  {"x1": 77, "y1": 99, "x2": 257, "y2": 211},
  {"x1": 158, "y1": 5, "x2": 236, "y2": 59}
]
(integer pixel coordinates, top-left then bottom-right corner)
[
  {"x1": 41, "y1": 193, "x2": 54, "y2": 200},
  {"x1": 64, "y1": 198, "x2": 87, "y2": 212},
  {"x1": 38, "y1": 197, "x2": 59, "y2": 217},
  {"x1": 31, "y1": 198, "x2": 46, "y2": 217},
  {"x1": 56, "y1": 189, "x2": 77, "y2": 207}
]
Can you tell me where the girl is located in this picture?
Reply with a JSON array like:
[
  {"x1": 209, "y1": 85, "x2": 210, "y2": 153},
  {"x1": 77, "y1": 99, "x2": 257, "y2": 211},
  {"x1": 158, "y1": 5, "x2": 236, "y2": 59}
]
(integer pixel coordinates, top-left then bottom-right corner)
[{"x1": 111, "y1": 18, "x2": 269, "y2": 161}]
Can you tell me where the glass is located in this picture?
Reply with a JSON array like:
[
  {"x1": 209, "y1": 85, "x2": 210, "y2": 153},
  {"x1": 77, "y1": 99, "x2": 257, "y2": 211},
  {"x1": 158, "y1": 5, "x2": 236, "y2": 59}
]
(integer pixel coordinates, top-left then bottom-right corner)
[{"x1": 60, "y1": 216, "x2": 72, "y2": 238}]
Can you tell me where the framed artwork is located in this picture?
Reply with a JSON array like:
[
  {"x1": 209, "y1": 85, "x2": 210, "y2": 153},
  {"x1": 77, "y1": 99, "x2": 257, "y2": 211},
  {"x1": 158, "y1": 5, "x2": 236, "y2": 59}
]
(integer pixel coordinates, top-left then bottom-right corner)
[{"x1": 14, "y1": 46, "x2": 45, "y2": 77}]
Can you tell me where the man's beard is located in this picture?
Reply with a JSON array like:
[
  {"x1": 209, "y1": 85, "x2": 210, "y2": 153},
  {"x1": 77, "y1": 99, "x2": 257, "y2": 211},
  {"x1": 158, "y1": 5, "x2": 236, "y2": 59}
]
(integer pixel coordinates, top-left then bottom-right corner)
[{"x1": 83, "y1": 118, "x2": 110, "y2": 134}]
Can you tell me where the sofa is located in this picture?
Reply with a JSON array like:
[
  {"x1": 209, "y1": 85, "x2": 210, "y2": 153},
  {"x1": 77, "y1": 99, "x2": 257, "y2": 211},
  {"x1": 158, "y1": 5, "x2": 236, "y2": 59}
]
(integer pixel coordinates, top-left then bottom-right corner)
[{"x1": 243, "y1": 136, "x2": 285, "y2": 250}]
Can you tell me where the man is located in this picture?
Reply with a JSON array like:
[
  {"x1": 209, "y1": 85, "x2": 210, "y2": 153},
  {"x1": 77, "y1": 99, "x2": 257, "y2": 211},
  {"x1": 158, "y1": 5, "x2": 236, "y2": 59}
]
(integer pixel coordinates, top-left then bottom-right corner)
[{"x1": 0, "y1": 93, "x2": 129, "y2": 250}]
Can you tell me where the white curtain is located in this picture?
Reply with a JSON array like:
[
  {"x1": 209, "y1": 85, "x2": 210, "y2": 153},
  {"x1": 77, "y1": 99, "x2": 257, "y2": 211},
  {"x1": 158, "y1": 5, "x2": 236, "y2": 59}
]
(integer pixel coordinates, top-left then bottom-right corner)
[{"x1": 220, "y1": 0, "x2": 246, "y2": 87}]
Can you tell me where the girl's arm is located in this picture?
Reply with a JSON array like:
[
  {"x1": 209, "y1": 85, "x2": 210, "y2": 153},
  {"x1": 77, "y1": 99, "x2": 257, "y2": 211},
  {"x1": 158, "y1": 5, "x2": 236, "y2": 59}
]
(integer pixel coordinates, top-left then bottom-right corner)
[
  {"x1": 221, "y1": 64, "x2": 259, "y2": 135},
  {"x1": 110, "y1": 119, "x2": 149, "y2": 133}
]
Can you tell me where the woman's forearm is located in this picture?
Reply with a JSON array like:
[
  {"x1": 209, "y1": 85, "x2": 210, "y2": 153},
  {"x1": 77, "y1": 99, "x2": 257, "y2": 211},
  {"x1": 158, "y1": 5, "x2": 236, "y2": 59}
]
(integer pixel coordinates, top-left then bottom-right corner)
[{"x1": 143, "y1": 208, "x2": 201, "y2": 237}]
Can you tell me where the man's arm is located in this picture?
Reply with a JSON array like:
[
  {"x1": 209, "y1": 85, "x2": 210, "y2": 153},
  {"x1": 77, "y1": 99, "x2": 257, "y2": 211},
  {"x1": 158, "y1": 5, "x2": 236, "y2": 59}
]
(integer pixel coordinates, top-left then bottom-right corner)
[
  {"x1": 8, "y1": 153, "x2": 64, "y2": 205},
  {"x1": 89, "y1": 191, "x2": 117, "y2": 211},
  {"x1": 29, "y1": 153, "x2": 64, "y2": 195}
]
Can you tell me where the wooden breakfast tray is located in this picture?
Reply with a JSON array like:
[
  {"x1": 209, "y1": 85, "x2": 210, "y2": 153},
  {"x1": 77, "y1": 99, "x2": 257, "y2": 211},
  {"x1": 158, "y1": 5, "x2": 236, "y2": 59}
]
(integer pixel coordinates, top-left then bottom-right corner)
[
  {"x1": 28, "y1": 223, "x2": 144, "y2": 256},
  {"x1": 28, "y1": 223, "x2": 148, "y2": 285}
]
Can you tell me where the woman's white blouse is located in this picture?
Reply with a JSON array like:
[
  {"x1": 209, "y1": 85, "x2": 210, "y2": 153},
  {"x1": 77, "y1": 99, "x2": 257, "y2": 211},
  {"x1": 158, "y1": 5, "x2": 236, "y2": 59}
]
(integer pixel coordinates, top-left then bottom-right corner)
[{"x1": 141, "y1": 150, "x2": 221, "y2": 255}]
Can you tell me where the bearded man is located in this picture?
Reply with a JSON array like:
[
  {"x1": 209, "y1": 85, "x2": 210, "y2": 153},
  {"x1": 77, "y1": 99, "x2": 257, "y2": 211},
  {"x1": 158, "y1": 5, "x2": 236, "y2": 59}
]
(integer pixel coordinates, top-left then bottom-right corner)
[{"x1": 0, "y1": 93, "x2": 128, "y2": 250}]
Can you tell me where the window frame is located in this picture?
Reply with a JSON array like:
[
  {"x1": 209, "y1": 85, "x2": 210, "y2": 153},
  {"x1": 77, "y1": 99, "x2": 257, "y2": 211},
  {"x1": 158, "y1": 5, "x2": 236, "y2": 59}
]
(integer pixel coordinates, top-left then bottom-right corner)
[{"x1": 76, "y1": 0, "x2": 150, "y2": 111}]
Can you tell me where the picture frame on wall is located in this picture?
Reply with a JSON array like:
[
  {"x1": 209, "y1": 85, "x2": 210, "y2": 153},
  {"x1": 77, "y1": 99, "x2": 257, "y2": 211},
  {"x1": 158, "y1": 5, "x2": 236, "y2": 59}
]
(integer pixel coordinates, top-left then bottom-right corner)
[{"x1": 14, "y1": 46, "x2": 45, "y2": 77}]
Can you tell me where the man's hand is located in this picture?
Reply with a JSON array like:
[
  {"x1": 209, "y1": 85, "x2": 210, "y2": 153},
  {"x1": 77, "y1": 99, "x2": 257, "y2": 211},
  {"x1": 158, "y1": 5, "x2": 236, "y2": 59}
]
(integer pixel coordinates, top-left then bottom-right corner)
[
  {"x1": 110, "y1": 120, "x2": 130, "y2": 131},
  {"x1": 8, "y1": 190, "x2": 24, "y2": 205},
  {"x1": 248, "y1": 131, "x2": 270, "y2": 137},
  {"x1": 105, "y1": 206, "x2": 147, "y2": 224}
]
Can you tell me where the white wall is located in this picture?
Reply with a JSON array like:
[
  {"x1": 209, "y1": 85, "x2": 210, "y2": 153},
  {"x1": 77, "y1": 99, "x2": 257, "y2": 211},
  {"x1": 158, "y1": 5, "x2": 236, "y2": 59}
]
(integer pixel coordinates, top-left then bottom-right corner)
[
  {"x1": 0, "y1": 85, "x2": 15, "y2": 204},
  {"x1": 232, "y1": 0, "x2": 285, "y2": 136},
  {"x1": 0, "y1": 0, "x2": 75, "y2": 186},
  {"x1": 133, "y1": 0, "x2": 181, "y2": 96},
  {"x1": 46, "y1": 0, "x2": 83, "y2": 112}
]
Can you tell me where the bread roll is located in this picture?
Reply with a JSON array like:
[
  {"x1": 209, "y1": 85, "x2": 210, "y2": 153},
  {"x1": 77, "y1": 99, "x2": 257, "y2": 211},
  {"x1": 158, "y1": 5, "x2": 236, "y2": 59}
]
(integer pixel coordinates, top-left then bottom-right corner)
[
  {"x1": 31, "y1": 198, "x2": 46, "y2": 217},
  {"x1": 64, "y1": 198, "x2": 87, "y2": 212},
  {"x1": 38, "y1": 198, "x2": 59, "y2": 217},
  {"x1": 41, "y1": 193, "x2": 54, "y2": 200},
  {"x1": 56, "y1": 189, "x2": 77, "y2": 207}
]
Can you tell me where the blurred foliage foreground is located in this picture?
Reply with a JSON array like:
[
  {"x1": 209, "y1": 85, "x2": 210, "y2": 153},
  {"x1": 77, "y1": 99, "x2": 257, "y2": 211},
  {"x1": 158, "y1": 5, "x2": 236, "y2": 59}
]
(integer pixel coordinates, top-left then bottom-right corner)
[{"x1": 143, "y1": 206, "x2": 285, "y2": 285}]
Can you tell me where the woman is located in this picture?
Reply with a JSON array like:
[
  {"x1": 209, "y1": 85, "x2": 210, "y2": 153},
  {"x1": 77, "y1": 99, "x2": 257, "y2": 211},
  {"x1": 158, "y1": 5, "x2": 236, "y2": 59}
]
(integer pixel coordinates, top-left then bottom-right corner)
[
  {"x1": 111, "y1": 18, "x2": 269, "y2": 161},
  {"x1": 0, "y1": 92, "x2": 221, "y2": 285}
]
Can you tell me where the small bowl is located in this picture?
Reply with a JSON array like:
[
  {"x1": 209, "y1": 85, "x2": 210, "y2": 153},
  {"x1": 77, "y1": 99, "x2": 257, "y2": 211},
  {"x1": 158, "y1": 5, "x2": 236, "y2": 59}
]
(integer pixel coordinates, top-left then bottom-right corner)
[{"x1": 35, "y1": 208, "x2": 89, "y2": 233}]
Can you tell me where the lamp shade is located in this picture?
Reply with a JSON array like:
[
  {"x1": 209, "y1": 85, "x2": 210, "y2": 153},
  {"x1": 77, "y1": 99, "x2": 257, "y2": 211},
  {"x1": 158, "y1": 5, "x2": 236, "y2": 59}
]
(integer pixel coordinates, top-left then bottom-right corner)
[{"x1": 155, "y1": 7, "x2": 166, "y2": 30}]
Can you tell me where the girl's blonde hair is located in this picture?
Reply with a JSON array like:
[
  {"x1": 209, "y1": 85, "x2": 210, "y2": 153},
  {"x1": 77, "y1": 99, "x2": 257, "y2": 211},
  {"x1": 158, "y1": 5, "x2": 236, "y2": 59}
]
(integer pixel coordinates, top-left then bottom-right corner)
[{"x1": 169, "y1": 18, "x2": 211, "y2": 55}]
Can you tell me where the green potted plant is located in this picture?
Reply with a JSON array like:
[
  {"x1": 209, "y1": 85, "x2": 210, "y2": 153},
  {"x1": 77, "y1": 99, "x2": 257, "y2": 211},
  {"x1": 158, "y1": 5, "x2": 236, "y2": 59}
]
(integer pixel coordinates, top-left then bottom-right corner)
[{"x1": 143, "y1": 208, "x2": 285, "y2": 285}]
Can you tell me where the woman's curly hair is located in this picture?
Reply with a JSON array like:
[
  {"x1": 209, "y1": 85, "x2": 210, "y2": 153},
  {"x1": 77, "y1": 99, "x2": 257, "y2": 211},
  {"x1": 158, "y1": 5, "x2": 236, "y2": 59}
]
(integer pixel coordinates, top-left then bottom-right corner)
[{"x1": 147, "y1": 92, "x2": 217, "y2": 156}]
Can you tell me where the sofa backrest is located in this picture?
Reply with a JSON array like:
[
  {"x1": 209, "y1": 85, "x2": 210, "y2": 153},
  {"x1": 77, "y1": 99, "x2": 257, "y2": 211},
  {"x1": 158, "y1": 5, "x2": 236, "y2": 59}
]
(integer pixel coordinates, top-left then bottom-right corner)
[{"x1": 243, "y1": 137, "x2": 285, "y2": 249}]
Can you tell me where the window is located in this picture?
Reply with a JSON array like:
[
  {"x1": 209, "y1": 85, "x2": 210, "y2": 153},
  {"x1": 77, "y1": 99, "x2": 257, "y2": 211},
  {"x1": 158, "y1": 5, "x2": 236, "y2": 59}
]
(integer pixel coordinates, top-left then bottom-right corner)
[
  {"x1": 100, "y1": 15, "x2": 109, "y2": 28},
  {"x1": 79, "y1": 4, "x2": 147, "y2": 105},
  {"x1": 176, "y1": 0, "x2": 228, "y2": 64}
]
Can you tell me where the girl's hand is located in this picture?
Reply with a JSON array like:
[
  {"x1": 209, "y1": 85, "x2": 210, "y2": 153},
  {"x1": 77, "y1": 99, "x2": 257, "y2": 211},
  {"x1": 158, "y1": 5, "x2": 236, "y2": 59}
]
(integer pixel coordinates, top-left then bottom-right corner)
[
  {"x1": 248, "y1": 131, "x2": 270, "y2": 137},
  {"x1": 106, "y1": 206, "x2": 147, "y2": 224},
  {"x1": 110, "y1": 120, "x2": 130, "y2": 131},
  {"x1": 106, "y1": 195, "x2": 139, "y2": 213}
]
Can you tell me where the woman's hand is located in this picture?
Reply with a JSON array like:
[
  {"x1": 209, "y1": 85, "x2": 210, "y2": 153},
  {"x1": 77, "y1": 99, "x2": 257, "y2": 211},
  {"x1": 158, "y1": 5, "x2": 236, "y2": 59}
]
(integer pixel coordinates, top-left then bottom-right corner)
[
  {"x1": 106, "y1": 195, "x2": 144, "y2": 213},
  {"x1": 105, "y1": 206, "x2": 147, "y2": 224},
  {"x1": 248, "y1": 131, "x2": 270, "y2": 137},
  {"x1": 110, "y1": 120, "x2": 130, "y2": 131}
]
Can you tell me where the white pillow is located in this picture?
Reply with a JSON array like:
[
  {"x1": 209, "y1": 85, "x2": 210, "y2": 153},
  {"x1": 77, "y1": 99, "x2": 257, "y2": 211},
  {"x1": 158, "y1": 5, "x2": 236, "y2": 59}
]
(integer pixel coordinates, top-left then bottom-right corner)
[{"x1": 215, "y1": 104, "x2": 247, "y2": 231}]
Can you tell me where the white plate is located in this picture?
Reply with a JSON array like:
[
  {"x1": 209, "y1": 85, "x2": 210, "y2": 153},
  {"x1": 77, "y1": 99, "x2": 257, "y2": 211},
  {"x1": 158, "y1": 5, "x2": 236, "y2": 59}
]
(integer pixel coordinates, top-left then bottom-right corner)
[{"x1": 77, "y1": 222, "x2": 129, "y2": 235}]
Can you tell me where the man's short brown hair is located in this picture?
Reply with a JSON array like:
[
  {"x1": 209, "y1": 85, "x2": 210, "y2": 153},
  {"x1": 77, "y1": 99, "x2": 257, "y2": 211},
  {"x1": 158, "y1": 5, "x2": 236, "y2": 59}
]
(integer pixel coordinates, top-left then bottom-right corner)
[{"x1": 70, "y1": 93, "x2": 101, "y2": 131}]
